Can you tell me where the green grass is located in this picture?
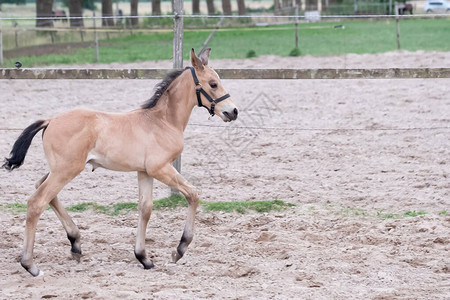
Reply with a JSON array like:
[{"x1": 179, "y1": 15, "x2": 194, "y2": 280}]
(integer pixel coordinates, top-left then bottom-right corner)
[
  {"x1": 246, "y1": 49, "x2": 257, "y2": 58},
  {"x1": 142, "y1": 14, "x2": 221, "y2": 28},
  {"x1": 202, "y1": 199, "x2": 295, "y2": 214},
  {"x1": 67, "y1": 197, "x2": 293, "y2": 215},
  {"x1": 1, "y1": 201, "x2": 446, "y2": 219},
  {"x1": 3, "y1": 18, "x2": 449, "y2": 67},
  {"x1": 403, "y1": 210, "x2": 427, "y2": 218},
  {"x1": 289, "y1": 47, "x2": 301, "y2": 57},
  {"x1": 66, "y1": 202, "x2": 137, "y2": 216},
  {"x1": 0, "y1": 196, "x2": 294, "y2": 216},
  {"x1": 154, "y1": 194, "x2": 188, "y2": 209},
  {"x1": 2, "y1": 203, "x2": 28, "y2": 214},
  {"x1": 375, "y1": 209, "x2": 432, "y2": 220}
]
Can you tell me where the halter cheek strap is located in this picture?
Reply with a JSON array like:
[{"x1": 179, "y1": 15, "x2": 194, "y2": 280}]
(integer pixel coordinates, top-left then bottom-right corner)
[{"x1": 189, "y1": 66, "x2": 230, "y2": 117}]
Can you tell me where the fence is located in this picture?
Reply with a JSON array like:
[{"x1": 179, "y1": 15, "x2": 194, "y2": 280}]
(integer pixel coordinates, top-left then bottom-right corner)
[
  {"x1": 1, "y1": 68, "x2": 450, "y2": 80},
  {"x1": 1, "y1": 12, "x2": 449, "y2": 65},
  {"x1": 1, "y1": 10, "x2": 449, "y2": 194}
]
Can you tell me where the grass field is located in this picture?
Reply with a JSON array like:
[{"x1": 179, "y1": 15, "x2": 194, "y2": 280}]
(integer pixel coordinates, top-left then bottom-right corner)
[
  {"x1": 2, "y1": 198, "x2": 445, "y2": 218},
  {"x1": 0, "y1": 195, "x2": 294, "y2": 215},
  {"x1": 2, "y1": 18, "x2": 450, "y2": 67}
]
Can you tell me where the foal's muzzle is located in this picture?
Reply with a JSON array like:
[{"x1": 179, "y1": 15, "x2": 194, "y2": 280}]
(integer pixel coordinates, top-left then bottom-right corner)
[{"x1": 223, "y1": 108, "x2": 238, "y2": 122}]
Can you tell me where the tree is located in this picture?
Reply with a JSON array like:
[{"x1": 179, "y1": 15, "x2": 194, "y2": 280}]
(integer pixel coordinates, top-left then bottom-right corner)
[
  {"x1": 102, "y1": 0, "x2": 114, "y2": 26},
  {"x1": 206, "y1": 0, "x2": 215, "y2": 14},
  {"x1": 273, "y1": 0, "x2": 280, "y2": 13},
  {"x1": 305, "y1": 0, "x2": 317, "y2": 10},
  {"x1": 36, "y1": 0, "x2": 54, "y2": 27},
  {"x1": 222, "y1": 0, "x2": 232, "y2": 15},
  {"x1": 82, "y1": 0, "x2": 95, "y2": 9},
  {"x1": 68, "y1": 0, "x2": 84, "y2": 27},
  {"x1": 130, "y1": 0, "x2": 138, "y2": 27},
  {"x1": 282, "y1": 0, "x2": 293, "y2": 8},
  {"x1": 152, "y1": 0, "x2": 161, "y2": 15},
  {"x1": 237, "y1": 0, "x2": 246, "y2": 15},
  {"x1": 192, "y1": 0, "x2": 200, "y2": 14}
]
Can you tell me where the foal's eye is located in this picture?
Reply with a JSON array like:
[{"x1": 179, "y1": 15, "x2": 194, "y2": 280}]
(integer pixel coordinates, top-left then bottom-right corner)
[{"x1": 210, "y1": 83, "x2": 218, "y2": 89}]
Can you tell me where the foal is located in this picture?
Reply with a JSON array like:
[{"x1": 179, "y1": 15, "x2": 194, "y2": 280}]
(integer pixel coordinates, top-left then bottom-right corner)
[{"x1": 3, "y1": 49, "x2": 238, "y2": 277}]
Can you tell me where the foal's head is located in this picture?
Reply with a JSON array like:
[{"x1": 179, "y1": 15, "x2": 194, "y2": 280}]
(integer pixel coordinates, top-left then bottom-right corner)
[{"x1": 190, "y1": 49, "x2": 238, "y2": 122}]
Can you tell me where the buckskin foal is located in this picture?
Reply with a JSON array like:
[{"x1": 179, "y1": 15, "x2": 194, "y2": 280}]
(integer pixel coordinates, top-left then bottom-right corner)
[{"x1": 3, "y1": 48, "x2": 238, "y2": 277}]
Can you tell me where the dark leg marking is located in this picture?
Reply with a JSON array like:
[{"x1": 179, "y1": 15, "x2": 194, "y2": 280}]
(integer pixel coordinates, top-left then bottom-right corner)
[
  {"x1": 67, "y1": 234, "x2": 81, "y2": 254},
  {"x1": 20, "y1": 258, "x2": 40, "y2": 277},
  {"x1": 176, "y1": 232, "x2": 193, "y2": 259},
  {"x1": 134, "y1": 250, "x2": 154, "y2": 270},
  {"x1": 20, "y1": 260, "x2": 31, "y2": 273}
]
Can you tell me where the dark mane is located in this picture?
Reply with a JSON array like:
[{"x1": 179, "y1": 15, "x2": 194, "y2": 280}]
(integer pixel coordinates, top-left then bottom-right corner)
[{"x1": 141, "y1": 67, "x2": 188, "y2": 109}]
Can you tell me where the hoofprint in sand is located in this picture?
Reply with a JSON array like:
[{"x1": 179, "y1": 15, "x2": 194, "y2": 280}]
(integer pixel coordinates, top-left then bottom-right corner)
[{"x1": 0, "y1": 51, "x2": 448, "y2": 299}]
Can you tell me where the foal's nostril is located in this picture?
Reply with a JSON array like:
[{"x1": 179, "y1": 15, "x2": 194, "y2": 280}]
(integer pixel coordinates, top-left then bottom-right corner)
[{"x1": 223, "y1": 108, "x2": 238, "y2": 121}]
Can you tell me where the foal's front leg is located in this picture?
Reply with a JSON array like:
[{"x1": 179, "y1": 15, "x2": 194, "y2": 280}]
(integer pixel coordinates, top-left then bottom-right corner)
[
  {"x1": 134, "y1": 171, "x2": 155, "y2": 269},
  {"x1": 153, "y1": 164, "x2": 199, "y2": 263}
]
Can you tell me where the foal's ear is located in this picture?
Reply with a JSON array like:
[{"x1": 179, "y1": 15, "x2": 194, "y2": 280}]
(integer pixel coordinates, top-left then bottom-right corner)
[
  {"x1": 190, "y1": 48, "x2": 204, "y2": 70},
  {"x1": 199, "y1": 48, "x2": 211, "y2": 66}
]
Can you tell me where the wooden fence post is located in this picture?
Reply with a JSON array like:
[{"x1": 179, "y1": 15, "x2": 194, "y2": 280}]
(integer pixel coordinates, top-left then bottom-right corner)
[
  {"x1": 50, "y1": 31, "x2": 56, "y2": 43},
  {"x1": 295, "y1": 5, "x2": 299, "y2": 49},
  {"x1": 173, "y1": 0, "x2": 184, "y2": 70},
  {"x1": 14, "y1": 23, "x2": 19, "y2": 48},
  {"x1": 172, "y1": 0, "x2": 184, "y2": 194},
  {"x1": 93, "y1": 12, "x2": 100, "y2": 62},
  {"x1": 0, "y1": 11, "x2": 3, "y2": 66},
  {"x1": 79, "y1": 28, "x2": 85, "y2": 42},
  {"x1": 395, "y1": 2, "x2": 401, "y2": 50}
]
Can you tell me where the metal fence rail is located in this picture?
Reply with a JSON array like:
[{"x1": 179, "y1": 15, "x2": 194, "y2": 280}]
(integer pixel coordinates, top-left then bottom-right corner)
[{"x1": 1, "y1": 68, "x2": 450, "y2": 80}]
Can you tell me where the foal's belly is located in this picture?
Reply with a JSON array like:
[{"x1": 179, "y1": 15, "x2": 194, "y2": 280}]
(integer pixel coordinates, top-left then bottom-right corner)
[{"x1": 86, "y1": 151, "x2": 146, "y2": 172}]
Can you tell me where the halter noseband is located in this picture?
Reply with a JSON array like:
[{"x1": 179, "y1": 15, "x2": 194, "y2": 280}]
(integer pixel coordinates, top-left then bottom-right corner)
[{"x1": 189, "y1": 66, "x2": 230, "y2": 117}]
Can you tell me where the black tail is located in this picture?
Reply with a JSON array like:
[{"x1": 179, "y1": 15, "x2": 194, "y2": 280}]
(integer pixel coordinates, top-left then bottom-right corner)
[{"x1": 3, "y1": 120, "x2": 48, "y2": 171}]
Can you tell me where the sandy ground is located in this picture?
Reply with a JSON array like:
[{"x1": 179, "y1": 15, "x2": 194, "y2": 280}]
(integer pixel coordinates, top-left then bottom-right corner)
[{"x1": 0, "y1": 52, "x2": 449, "y2": 299}]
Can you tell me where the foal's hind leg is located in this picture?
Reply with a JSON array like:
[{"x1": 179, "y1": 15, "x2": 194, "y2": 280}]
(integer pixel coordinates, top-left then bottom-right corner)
[
  {"x1": 134, "y1": 171, "x2": 155, "y2": 269},
  {"x1": 153, "y1": 164, "x2": 199, "y2": 263},
  {"x1": 22, "y1": 172, "x2": 76, "y2": 276},
  {"x1": 36, "y1": 174, "x2": 82, "y2": 257}
]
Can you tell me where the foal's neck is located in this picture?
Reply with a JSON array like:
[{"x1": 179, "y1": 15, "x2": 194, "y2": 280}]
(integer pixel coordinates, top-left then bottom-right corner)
[{"x1": 162, "y1": 71, "x2": 197, "y2": 131}]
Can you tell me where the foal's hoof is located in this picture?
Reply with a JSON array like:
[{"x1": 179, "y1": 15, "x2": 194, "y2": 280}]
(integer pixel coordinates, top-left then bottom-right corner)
[
  {"x1": 71, "y1": 252, "x2": 82, "y2": 262},
  {"x1": 21, "y1": 261, "x2": 44, "y2": 277},
  {"x1": 135, "y1": 251, "x2": 154, "y2": 269},
  {"x1": 139, "y1": 256, "x2": 154, "y2": 269},
  {"x1": 143, "y1": 261, "x2": 155, "y2": 270},
  {"x1": 171, "y1": 250, "x2": 182, "y2": 263},
  {"x1": 27, "y1": 269, "x2": 44, "y2": 277},
  {"x1": 28, "y1": 269, "x2": 44, "y2": 277},
  {"x1": 138, "y1": 258, "x2": 154, "y2": 270}
]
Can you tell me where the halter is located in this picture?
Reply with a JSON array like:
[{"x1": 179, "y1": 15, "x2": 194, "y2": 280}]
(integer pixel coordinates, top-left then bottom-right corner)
[{"x1": 189, "y1": 66, "x2": 230, "y2": 117}]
